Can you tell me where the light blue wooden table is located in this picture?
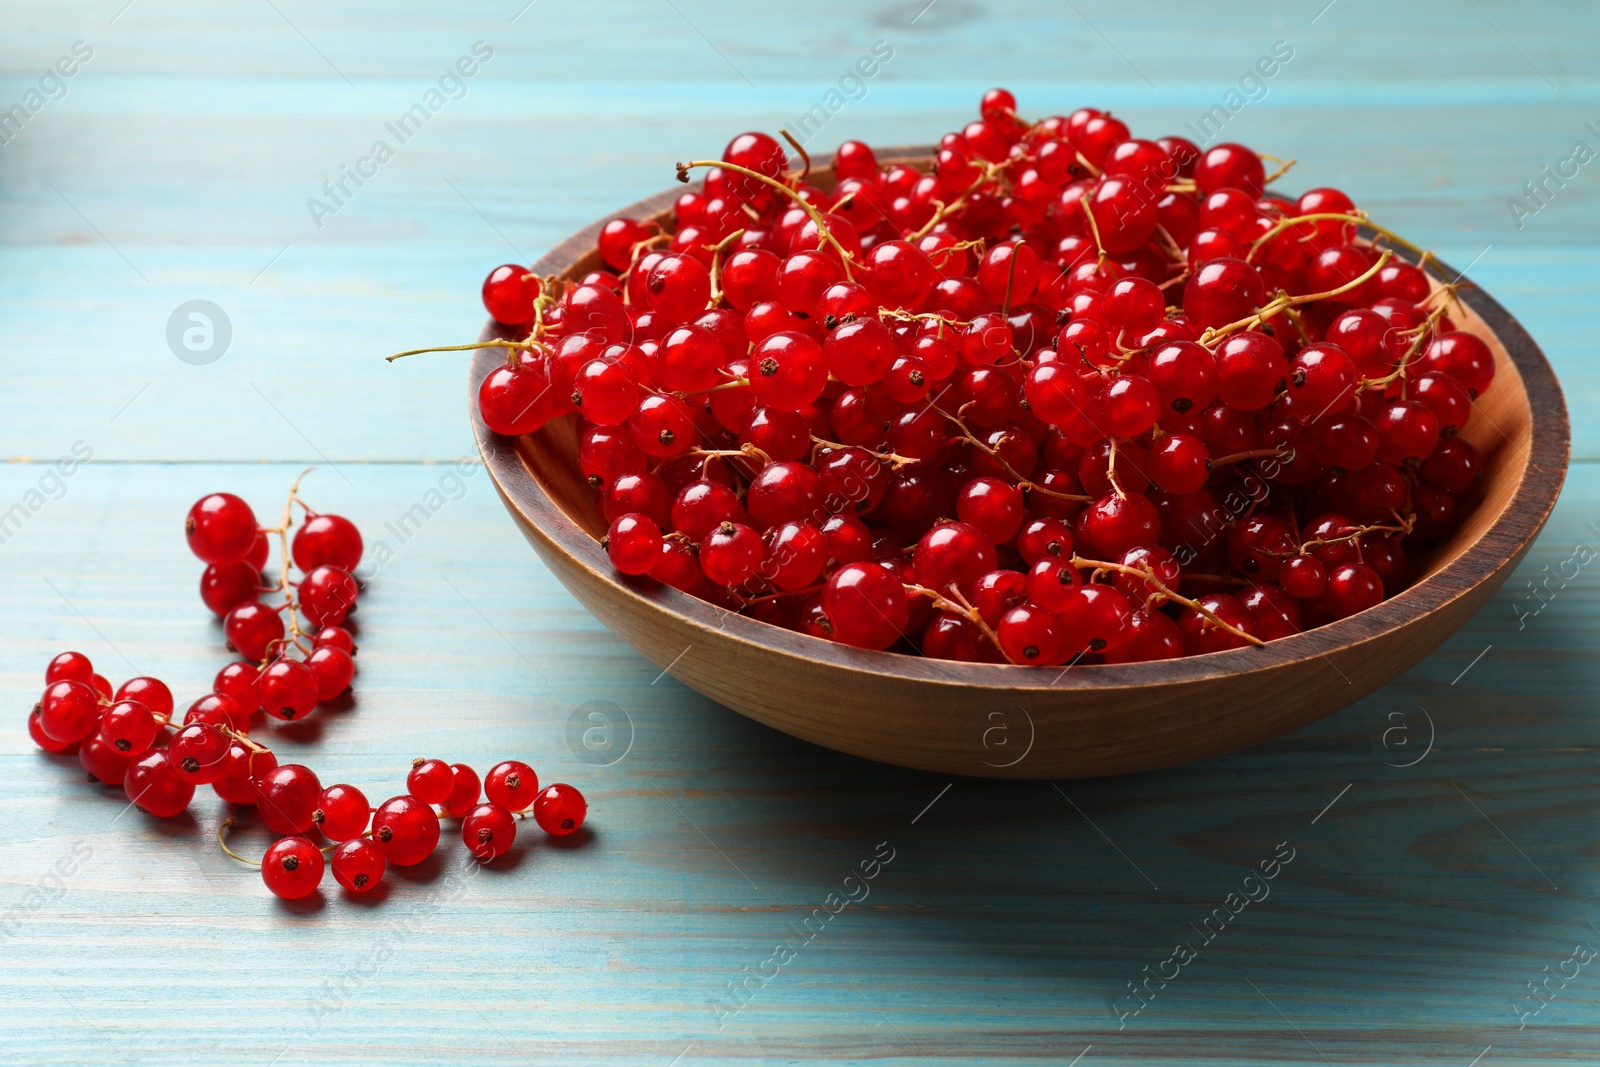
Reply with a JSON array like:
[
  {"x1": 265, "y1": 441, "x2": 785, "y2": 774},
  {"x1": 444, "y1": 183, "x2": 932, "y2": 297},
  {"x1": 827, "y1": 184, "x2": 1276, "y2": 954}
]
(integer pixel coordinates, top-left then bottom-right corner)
[{"x1": 3, "y1": 2, "x2": 1598, "y2": 1063}]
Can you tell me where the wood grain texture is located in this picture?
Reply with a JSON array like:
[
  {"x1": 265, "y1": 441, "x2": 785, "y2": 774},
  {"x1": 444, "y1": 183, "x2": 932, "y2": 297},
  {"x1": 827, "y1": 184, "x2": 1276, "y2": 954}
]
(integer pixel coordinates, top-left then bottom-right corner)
[{"x1": 2, "y1": 1, "x2": 1598, "y2": 1063}]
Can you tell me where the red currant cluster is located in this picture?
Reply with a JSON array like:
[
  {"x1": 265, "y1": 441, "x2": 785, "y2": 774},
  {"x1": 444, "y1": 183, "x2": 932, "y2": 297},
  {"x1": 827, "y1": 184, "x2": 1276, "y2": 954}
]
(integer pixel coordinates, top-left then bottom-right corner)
[
  {"x1": 28, "y1": 482, "x2": 592, "y2": 901},
  {"x1": 401, "y1": 89, "x2": 1491, "y2": 667},
  {"x1": 189, "y1": 474, "x2": 361, "y2": 719},
  {"x1": 235, "y1": 758, "x2": 586, "y2": 900}
]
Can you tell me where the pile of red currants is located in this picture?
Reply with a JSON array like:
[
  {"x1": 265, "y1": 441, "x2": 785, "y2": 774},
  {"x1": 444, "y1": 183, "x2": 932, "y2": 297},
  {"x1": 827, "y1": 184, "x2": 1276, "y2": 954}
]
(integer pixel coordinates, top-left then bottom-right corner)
[
  {"x1": 27, "y1": 480, "x2": 589, "y2": 901},
  {"x1": 190, "y1": 475, "x2": 362, "y2": 717},
  {"x1": 404, "y1": 89, "x2": 1491, "y2": 667}
]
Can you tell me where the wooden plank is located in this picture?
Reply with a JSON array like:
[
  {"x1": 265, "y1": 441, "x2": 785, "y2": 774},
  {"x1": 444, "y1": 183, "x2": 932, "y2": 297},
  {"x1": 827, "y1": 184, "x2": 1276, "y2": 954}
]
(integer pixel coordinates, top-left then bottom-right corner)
[{"x1": 0, "y1": 458, "x2": 1596, "y2": 1064}]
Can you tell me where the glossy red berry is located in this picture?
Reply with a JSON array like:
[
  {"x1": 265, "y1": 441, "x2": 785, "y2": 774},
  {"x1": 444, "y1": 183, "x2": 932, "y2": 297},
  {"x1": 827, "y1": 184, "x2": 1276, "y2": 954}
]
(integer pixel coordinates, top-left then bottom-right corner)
[
  {"x1": 315, "y1": 783, "x2": 371, "y2": 842},
  {"x1": 99, "y1": 699, "x2": 158, "y2": 755},
  {"x1": 170, "y1": 722, "x2": 231, "y2": 785},
  {"x1": 298, "y1": 565, "x2": 359, "y2": 629},
  {"x1": 262, "y1": 836, "x2": 325, "y2": 900},
  {"x1": 106, "y1": 679, "x2": 170, "y2": 723},
  {"x1": 79, "y1": 734, "x2": 132, "y2": 787},
  {"x1": 124, "y1": 750, "x2": 195, "y2": 818},
  {"x1": 532, "y1": 783, "x2": 587, "y2": 836},
  {"x1": 212, "y1": 742, "x2": 277, "y2": 805},
  {"x1": 405, "y1": 758, "x2": 454, "y2": 806},
  {"x1": 606, "y1": 513, "x2": 664, "y2": 576},
  {"x1": 213, "y1": 662, "x2": 263, "y2": 716},
  {"x1": 186, "y1": 493, "x2": 259, "y2": 565},
  {"x1": 256, "y1": 764, "x2": 323, "y2": 835},
  {"x1": 331, "y1": 838, "x2": 386, "y2": 893},
  {"x1": 484, "y1": 760, "x2": 539, "y2": 811},
  {"x1": 259, "y1": 659, "x2": 318, "y2": 721},
  {"x1": 482, "y1": 264, "x2": 541, "y2": 324},
  {"x1": 39, "y1": 680, "x2": 101, "y2": 743},
  {"x1": 224, "y1": 602, "x2": 286, "y2": 662},
  {"x1": 446, "y1": 763, "x2": 481, "y2": 818},
  {"x1": 307, "y1": 645, "x2": 355, "y2": 701},
  {"x1": 45, "y1": 651, "x2": 94, "y2": 686},
  {"x1": 463, "y1": 802, "x2": 518, "y2": 861},
  {"x1": 372, "y1": 795, "x2": 441, "y2": 866},
  {"x1": 821, "y1": 561, "x2": 909, "y2": 650},
  {"x1": 292, "y1": 514, "x2": 364, "y2": 572}
]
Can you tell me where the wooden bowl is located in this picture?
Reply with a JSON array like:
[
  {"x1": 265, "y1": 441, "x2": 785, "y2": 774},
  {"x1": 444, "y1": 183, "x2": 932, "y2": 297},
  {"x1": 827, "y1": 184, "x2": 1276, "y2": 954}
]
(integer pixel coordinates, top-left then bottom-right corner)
[{"x1": 470, "y1": 156, "x2": 1569, "y2": 779}]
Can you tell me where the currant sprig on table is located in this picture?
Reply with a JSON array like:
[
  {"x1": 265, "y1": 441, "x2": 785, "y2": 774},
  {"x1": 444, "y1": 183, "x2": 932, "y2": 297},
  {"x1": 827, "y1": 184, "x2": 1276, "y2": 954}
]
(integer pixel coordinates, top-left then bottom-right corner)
[
  {"x1": 391, "y1": 87, "x2": 1493, "y2": 668},
  {"x1": 26, "y1": 477, "x2": 589, "y2": 901}
]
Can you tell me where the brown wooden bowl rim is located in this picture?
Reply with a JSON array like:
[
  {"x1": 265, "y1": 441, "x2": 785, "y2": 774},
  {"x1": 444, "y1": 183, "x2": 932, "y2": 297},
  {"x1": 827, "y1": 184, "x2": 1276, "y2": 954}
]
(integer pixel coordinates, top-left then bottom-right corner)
[{"x1": 470, "y1": 167, "x2": 1571, "y2": 693}]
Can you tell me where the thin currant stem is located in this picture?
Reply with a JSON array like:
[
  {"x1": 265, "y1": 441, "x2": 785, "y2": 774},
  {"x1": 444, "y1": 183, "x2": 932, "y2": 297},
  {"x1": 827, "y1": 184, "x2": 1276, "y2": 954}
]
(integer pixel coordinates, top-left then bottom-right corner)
[
  {"x1": 778, "y1": 128, "x2": 810, "y2": 183},
  {"x1": 907, "y1": 158, "x2": 1015, "y2": 243},
  {"x1": 809, "y1": 435, "x2": 919, "y2": 470},
  {"x1": 1071, "y1": 556, "x2": 1267, "y2": 648},
  {"x1": 929, "y1": 403, "x2": 1091, "y2": 503},
  {"x1": 706, "y1": 227, "x2": 748, "y2": 306},
  {"x1": 1358, "y1": 295, "x2": 1455, "y2": 393},
  {"x1": 904, "y1": 583, "x2": 1009, "y2": 662},
  {"x1": 1209, "y1": 447, "x2": 1289, "y2": 469},
  {"x1": 1198, "y1": 248, "x2": 1393, "y2": 347},
  {"x1": 1079, "y1": 191, "x2": 1108, "y2": 264},
  {"x1": 677, "y1": 159, "x2": 855, "y2": 279},
  {"x1": 1260, "y1": 156, "x2": 1296, "y2": 184},
  {"x1": 217, "y1": 818, "x2": 262, "y2": 867},
  {"x1": 386, "y1": 338, "x2": 525, "y2": 362}
]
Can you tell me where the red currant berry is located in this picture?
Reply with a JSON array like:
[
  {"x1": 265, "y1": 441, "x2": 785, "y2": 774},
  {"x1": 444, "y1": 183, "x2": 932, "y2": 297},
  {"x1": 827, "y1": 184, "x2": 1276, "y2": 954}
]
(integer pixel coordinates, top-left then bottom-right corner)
[
  {"x1": 532, "y1": 783, "x2": 587, "y2": 836},
  {"x1": 113, "y1": 677, "x2": 172, "y2": 721},
  {"x1": 606, "y1": 513, "x2": 664, "y2": 576},
  {"x1": 224, "y1": 601, "x2": 286, "y2": 662},
  {"x1": 262, "y1": 836, "x2": 325, "y2": 900},
  {"x1": 298, "y1": 565, "x2": 359, "y2": 629},
  {"x1": 186, "y1": 691, "x2": 249, "y2": 733},
  {"x1": 307, "y1": 645, "x2": 355, "y2": 701},
  {"x1": 484, "y1": 760, "x2": 539, "y2": 812},
  {"x1": 260, "y1": 659, "x2": 318, "y2": 721},
  {"x1": 213, "y1": 662, "x2": 263, "y2": 716},
  {"x1": 1193, "y1": 143, "x2": 1266, "y2": 197},
  {"x1": 700, "y1": 521, "x2": 766, "y2": 587},
  {"x1": 186, "y1": 493, "x2": 259, "y2": 565},
  {"x1": 1182, "y1": 257, "x2": 1265, "y2": 331},
  {"x1": 212, "y1": 742, "x2": 277, "y2": 805},
  {"x1": 445, "y1": 763, "x2": 481, "y2": 818},
  {"x1": 1280, "y1": 555, "x2": 1328, "y2": 599},
  {"x1": 1178, "y1": 594, "x2": 1257, "y2": 654},
  {"x1": 255, "y1": 764, "x2": 323, "y2": 835},
  {"x1": 39, "y1": 680, "x2": 100, "y2": 744},
  {"x1": 405, "y1": 757, "x2": 453, "y2": 805},
  {"x1": 482, "y1": 264, "x2": 540, "y2": 324},
  {"x1": 373, "y1": 795, "x2": 441, "y2": 866},
  {"x1": 821, "y1": 561, "x2": 909, "y2": 650},
  {"x1": 291, "y1": 513, "x2": 364, "y2": 572},
  {"x1": 1319, "y1": 562, "x2": 1385, "y2": 619},
  {"x1": 125, "y1": 750, "x2": 195, "y2": 818},
  {"x1": 315, "y1": 783, "x2": 371, "y2": 842},
  {"x1": 171, "y1": 722, "x2": 231, "y2": 785},
  {"x1": 45, "y1": 651, "x2": 94, "y2": 685},
  {"x1": 463, "y1": 802, "x2": 518, "y2": 861},
  {"x1": 79, "y1": 734, "x2": 132, "y2": 787},
  {"x1": 998, "y1": 604, "x2": 1065, "y2": 665},
  {"x1": 331, "y1": 838, "x2": 386, "y2": 893},
  {"x1": 28, "y1": 708, "x2": 76, "y2": 754},
  {"x1": 478, "y1": 363, "x2": 552, "y2": 436},
  {"x1": 100, "y1": 699, "x2": 158, "y2": 755},
  {"x1": 914, "y1": 521, "x2": 997, "y2": 598}
]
